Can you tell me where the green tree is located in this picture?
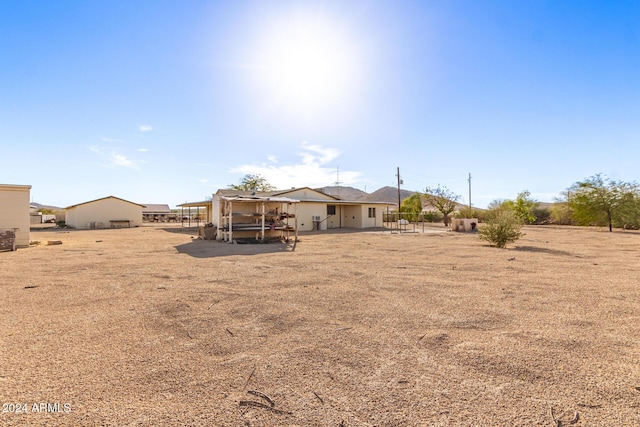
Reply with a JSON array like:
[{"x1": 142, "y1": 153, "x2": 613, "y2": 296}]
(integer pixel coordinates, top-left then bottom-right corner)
[
  {"x1": 400, "y1": 193, "x2": 422, "y2": 222},
  {"x1": 549, "y1": 191, "x2": 574, "y2": 225},
  {"x1": 424, "y1": 185, "x2": 461, "y2": 226},
  {"x1": 502, "y1": 190, "x2": 537, "y2": 224},
  {"x1": 618, "y1": 192, "x2": 640, "y2": 229},
  {"x1": 229, "y1": 174, "x2": 276, "y2": 192},
  {"x1": 568, "y1": 174, "x2": 639, "y2": 232},
  {"x1": 478, "y1": 209, "x2": 523, "y2": 248}
]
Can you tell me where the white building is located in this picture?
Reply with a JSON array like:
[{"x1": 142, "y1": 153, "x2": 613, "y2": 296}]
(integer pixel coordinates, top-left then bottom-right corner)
[
  {"x1": 65, "y1": 196, "x2": 144, "y2": 229},
  {"x1": 213, "y1": 187, "x2": 393, "y2": 232},
  {"x1": 0, "y1": 184, "x2": 32, "y2": 248}
]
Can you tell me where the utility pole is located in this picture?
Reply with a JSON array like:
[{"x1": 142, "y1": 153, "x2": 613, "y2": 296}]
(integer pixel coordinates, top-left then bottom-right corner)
[
  {"x1": 396, "y1": 167, "x2": 402, "y2": 213},
  {"x1": 468, "y1": 173, "x2": 472, "y2": 210}
]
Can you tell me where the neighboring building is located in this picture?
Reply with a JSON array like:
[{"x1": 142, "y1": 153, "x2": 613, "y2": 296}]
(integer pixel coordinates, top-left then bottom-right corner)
[
  {"x1": 142, "y1": 204, "x2": 174, "y2": 222},
  {"x1": 0, "y1": 184, "x2": 32, "y2": 248},
  {"x1": 65, "y1": 196, "x2": 144, "y2": 229},
  {"x1": 213, "y1": 187, "x2": 394, "y2": 232}
]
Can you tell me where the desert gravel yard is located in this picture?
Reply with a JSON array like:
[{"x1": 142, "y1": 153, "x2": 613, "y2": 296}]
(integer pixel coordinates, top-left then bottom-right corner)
[{"x1": 1, "y1": 224, "x2": 640, "y2": 426}]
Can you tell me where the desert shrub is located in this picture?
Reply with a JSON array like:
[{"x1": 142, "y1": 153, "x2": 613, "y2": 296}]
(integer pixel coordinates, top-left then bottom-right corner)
[
  {"x1": 422, "y1": 211, "x2": 443, "y2": 223},
  {"x1": 531, "y1": 206, "x2": 551, "y2": 224},
  {"x1": 478, "y1": 209, "x2": 523, "y2": 248}
]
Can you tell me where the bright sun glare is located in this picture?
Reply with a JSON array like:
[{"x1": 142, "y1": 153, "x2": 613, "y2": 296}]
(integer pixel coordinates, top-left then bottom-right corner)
[{"x1": 255, "y1": 15, "x2": 359, "y2": 113}]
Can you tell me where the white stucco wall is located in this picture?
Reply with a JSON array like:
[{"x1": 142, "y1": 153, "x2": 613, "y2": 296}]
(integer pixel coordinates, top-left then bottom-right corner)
[
  {"x1": 294, "y1": 202, "x2": 329, "y2": 231},
  {"x1": 66, "y1": 197, "x2": 143, "y2": 229},
  {"x1": 360, "y1": 205, "x2": 384, "y2": 228},
  {"x1": 0, "y1": 184, "x2": 31, "y2": 247}
]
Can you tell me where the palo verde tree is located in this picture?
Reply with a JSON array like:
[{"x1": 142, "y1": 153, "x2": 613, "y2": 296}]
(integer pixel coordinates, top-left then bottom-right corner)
[
  {"x1": 568, "y1": 173, "x2": 639, "y2": 232},
  {"x1": 400, "y1": 193, "x2": 423, "y2": 222},
  {"x1": 229, "y1": 174, "x2": 276, "y2": 192},
  {"x1": 502, "y1": 190, "x2": 537, "y2": 224},
  {"x1": 424, "y1": 185, "x2": 461, "y2": 226}
]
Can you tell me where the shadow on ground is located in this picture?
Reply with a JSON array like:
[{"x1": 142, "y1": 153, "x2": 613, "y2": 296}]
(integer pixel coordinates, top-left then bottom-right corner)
[
  {"x1": 514, "y1": 245, "x2": 574, "y2": 256},
  {"x1": 174, "y1": 239, "x2": 295, "y2": 258},
  {"x1": 160, "y1": 226, "x2": 202, "y2": 235}
]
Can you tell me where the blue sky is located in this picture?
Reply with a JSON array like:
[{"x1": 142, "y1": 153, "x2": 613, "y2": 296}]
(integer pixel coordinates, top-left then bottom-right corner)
[{"x1": 2, "y1": 1, "x2": 639, "y2": 208}]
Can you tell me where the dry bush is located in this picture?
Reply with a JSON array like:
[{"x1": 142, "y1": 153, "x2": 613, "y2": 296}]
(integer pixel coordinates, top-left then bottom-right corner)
[{"x1": 478, "y1": 209, "x2": 523, "y2": 248}]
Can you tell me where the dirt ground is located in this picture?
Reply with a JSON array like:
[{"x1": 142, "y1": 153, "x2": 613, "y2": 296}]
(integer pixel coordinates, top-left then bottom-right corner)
[{"x1": 1, "y1": 223, "x2": 639, "y2": 426}]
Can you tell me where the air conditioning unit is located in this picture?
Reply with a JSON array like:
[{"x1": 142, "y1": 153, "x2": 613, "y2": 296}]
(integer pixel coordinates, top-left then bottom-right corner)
[{"x1": 312, "y1": 216, "x2": 321, "y2": 221}]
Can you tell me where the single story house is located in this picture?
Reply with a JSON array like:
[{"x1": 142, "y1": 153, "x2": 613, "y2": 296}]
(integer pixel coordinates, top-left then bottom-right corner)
[
  {"x1": 142, "y1": 204, "x2": 175, "y2": 222},
  {"x1": 0, "y1": 184, "x2": 32, "y2": 249},
  {"x1": 65, "y1": 196, "x2": 145, "y2": 229},
  {"x1": 213, "y1": 187, "x2": 394, "y2": 232}
]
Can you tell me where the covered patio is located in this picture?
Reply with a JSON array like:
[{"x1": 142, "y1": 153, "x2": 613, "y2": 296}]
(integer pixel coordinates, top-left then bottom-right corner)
[
  {"x1": 217, "y1": 195, "x2": 299, "y2": 243},
  {"x1": 176, "y1": 200, "x2": 212, "y2": 227}
]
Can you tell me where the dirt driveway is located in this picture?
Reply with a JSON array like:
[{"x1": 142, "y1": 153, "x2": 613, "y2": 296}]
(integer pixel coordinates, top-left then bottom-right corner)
[{"x1": 1, "y1": 224, "x2": 639, "y2": 426}]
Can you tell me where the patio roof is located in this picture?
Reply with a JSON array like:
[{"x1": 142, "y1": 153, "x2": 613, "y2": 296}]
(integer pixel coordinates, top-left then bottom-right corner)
[
  {"x1": 177, "y1": 200, "x2": 211, "y2": 208},
  {"x1": 219, "y1": 195, "x2": 300, "y2": 203}
]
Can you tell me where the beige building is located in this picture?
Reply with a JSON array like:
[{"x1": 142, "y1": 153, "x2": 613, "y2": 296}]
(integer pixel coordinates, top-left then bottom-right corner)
[
  {"x1": 65, "y1": 196, "x2": 144, "y2": 229},
  {"x1": 213, "y1": 187, "x2": 393, "y2": 232},
  {"x1": 0, "y1": 184, "x2": 32, "y2": 248}
]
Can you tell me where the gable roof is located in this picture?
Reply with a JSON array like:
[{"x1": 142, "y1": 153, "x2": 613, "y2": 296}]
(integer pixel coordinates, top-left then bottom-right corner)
[
  {"x1": 216, "y1": 187, "x2": 342, "y2": 200},
  {"x1": 216, "y1": 188, "x2": 282, "y2": 197},
  {"x1": 272, "y1": 187, "x2": 343, "y2": 200},
  {"x1": 65, "y1": 196, "x2": 146, "y2": 210},
  {"x1": 141, "y1": 204, "x2": 171, "y2": 214},
  {"x1": 215, "y1": 187, "x2": 396, "y2": 205}
]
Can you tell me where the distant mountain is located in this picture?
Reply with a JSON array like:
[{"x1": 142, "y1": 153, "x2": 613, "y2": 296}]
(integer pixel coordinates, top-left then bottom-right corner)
[
  {"x1": 360, "y1": 186, "x2": 416, "y2": 205},
  {"x1": 31, "y1": 202, "x2": 64, "y2": 211},
  {"x1": 315, "y1": 186, "x2": 368, "y2": 201}
]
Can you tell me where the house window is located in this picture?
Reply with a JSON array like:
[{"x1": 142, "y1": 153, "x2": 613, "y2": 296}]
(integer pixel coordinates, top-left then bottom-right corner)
[
  {"x1": 327, "y1": 205, "x2": 336, "y2": 215},
  {"x1": 368, "y1": 207, "x2": 376, "y2": 218}
]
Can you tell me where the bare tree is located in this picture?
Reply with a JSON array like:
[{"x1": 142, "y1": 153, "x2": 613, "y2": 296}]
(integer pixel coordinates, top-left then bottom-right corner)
[{"x1": 424, "y1": 185, "x2": 461, "y2": 226}]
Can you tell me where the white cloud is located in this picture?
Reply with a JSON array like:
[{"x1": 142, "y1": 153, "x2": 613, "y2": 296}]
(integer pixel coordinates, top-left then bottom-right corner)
[
  {"x1": 101, "y1": 137, "x2": 121, "y2": 143},
  {"x1": 111, "y1": 153, "x2": 140, "y2": 169},
  {"x1": 197, "y1": 178, "x2": 208, "y2": 183},
  {"x1": 230, "y1": 142, "x2": 360, "y2": 189},
  {"x1": 137, "y1": 148, "x2": 149, "y2": 152},
  {"x1": 89, "y1": 146, "x2": 141, "y2": 170},
  {"x1": 138, "y1": 125, "x2": 153, "y2": 132}
]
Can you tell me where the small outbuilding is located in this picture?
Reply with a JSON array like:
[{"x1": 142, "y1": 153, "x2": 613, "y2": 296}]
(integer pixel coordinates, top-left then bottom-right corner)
[
  {"x1": 451, "y1": 218, "x2": 478, "y2": 232},
  {"x1": 142, "y1": 204, "x2": 174, "y2": 222},
  {"x1": 65, "y1": 196, "x2": 144, "y2": 229},
  {"x1": 0, "y1": 184, "x2": 32, "y2": 249}
]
